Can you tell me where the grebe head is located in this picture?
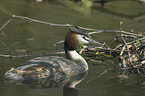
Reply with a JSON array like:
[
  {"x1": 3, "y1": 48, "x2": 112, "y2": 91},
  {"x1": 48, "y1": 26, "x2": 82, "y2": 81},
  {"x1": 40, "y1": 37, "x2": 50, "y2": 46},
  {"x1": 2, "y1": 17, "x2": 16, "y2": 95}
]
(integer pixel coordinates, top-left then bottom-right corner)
[{"x1": 64, "y1": 26, "x2": 102, "y2": 51}]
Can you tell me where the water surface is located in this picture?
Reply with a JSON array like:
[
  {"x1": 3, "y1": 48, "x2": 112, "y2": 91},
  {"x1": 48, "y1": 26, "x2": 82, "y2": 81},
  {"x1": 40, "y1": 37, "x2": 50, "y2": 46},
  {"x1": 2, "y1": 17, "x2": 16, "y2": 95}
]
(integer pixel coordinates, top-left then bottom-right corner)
[{"x1": 0, "y1": 0, "x2": 145, "y2": 96}]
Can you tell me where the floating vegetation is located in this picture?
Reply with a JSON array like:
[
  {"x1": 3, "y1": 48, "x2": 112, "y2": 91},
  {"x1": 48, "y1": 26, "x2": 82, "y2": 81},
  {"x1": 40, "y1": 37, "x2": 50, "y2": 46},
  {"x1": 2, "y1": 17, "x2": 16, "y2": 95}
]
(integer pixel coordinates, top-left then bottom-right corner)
[
  {"x1": 86, "y1": 32, "x2": 145, "y2": 77},
  {"x1": 113, "y1": 34, "x2": 145, "y2": 75}
]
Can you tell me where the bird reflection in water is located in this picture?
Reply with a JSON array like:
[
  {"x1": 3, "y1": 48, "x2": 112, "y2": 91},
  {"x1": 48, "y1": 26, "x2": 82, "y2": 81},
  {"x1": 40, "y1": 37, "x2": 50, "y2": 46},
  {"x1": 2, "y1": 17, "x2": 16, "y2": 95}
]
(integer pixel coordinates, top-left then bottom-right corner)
[
  {"x1": 63, "y1": 86, "x2": 79, "y2": 96},
  {"x1": 6, "y1": 72, "x2": 87, "y2": 96}
]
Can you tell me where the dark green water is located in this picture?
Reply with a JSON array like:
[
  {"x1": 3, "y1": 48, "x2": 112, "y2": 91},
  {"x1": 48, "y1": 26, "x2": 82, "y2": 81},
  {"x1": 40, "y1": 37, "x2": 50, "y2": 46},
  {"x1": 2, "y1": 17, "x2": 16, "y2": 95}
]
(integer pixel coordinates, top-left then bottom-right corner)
[{"x1": 0, "y1": 0, "x2": 145, "y2": 96}]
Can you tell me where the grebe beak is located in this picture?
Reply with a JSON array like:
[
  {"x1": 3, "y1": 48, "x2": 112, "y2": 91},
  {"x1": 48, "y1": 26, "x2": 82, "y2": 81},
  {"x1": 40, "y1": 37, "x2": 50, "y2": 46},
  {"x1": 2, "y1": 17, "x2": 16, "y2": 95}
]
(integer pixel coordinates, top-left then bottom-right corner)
[{"x1": 89, "y1": 39, "x2": 102, "y2": 46}]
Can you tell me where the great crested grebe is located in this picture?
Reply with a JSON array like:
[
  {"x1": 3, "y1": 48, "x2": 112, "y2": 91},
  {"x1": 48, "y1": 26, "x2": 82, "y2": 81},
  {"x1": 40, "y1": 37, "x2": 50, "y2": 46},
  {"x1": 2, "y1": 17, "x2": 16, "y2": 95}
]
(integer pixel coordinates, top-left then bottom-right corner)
[{"x1": 5, "y1": 26, "x2": 102, "y2": 87}]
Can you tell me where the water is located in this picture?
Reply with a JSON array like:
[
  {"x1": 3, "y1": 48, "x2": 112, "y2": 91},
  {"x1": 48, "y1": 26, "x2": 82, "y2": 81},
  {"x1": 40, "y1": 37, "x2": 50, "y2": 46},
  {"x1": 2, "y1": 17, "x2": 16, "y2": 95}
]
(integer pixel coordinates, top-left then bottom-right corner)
[{"x1": 0, "y1": 0, "x2": 145, "y2": 96}]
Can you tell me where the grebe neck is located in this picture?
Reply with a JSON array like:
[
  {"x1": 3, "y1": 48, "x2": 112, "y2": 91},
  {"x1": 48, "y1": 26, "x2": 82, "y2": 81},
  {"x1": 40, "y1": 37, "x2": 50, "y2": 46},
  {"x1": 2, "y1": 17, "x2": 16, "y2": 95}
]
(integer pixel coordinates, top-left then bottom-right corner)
[{"x1": 65, "y1": 49, "x2": 88, "y2": 71}]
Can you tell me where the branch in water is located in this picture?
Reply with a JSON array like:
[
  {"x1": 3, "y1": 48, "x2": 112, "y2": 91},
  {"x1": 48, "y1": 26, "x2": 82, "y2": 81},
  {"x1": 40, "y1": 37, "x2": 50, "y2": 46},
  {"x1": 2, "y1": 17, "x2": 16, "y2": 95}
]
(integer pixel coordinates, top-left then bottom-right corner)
[
  {"x1": 86, "y1": 68, "x2": 112, "y2": 83},
  {"x1": 0, "y1": 51, "x2": 65, "y2": 58},
  {"x1": 0, "y1": 15, "x2": 143, "y2": 38}
]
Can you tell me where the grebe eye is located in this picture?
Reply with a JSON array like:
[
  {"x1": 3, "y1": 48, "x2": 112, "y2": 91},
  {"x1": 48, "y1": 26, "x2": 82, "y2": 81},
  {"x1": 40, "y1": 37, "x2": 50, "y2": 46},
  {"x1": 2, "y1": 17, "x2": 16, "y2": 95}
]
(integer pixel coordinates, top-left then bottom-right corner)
[{"x1": 83, "y1": 36, "x2": 90, "y2": 41}]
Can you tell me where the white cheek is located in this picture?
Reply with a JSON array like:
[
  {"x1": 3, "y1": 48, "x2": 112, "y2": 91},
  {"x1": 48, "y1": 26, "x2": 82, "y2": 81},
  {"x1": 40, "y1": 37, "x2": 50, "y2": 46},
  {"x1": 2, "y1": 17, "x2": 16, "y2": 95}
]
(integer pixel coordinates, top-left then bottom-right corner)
[{"x1": 76, "y1": 35, "x2": 89, "y2": 44}]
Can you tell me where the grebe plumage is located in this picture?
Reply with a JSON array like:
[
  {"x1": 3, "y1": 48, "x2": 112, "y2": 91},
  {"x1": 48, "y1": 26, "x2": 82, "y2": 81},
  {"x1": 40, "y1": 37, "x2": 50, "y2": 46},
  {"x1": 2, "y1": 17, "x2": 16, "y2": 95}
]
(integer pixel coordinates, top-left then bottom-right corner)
[{"x1": 5, "y1": 26, "x2": 102, "y2": 87}]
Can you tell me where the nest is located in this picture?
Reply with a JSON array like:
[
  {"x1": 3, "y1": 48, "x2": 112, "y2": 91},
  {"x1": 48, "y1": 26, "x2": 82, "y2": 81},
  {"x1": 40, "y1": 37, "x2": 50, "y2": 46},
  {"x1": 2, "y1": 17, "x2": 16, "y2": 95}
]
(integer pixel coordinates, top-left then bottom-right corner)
[{"x1": 86, "y1": 34, "x2": 145, "y2": 76}]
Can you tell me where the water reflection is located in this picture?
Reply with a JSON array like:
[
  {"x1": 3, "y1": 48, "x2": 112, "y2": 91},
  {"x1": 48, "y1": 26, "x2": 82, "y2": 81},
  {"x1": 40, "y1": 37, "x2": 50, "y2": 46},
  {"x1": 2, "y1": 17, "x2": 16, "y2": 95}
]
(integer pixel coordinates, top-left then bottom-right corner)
[
  {"x1": 93, "y1": 6, "x2": 145, "y2": 21},
  {"x1": 5, "y1": 72, "x2": 87, "y2": 96},
  {"x1": 63, "y1": 87, "x2": 78, "y2": 96}
]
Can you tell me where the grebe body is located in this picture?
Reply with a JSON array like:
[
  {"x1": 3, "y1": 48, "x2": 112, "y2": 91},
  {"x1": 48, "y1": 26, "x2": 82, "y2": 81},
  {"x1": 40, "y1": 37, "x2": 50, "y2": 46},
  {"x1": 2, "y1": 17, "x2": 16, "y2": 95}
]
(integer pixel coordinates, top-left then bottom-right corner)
[{"x1": 5, "y1": 26, "x2": 102, "y2": 87}]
